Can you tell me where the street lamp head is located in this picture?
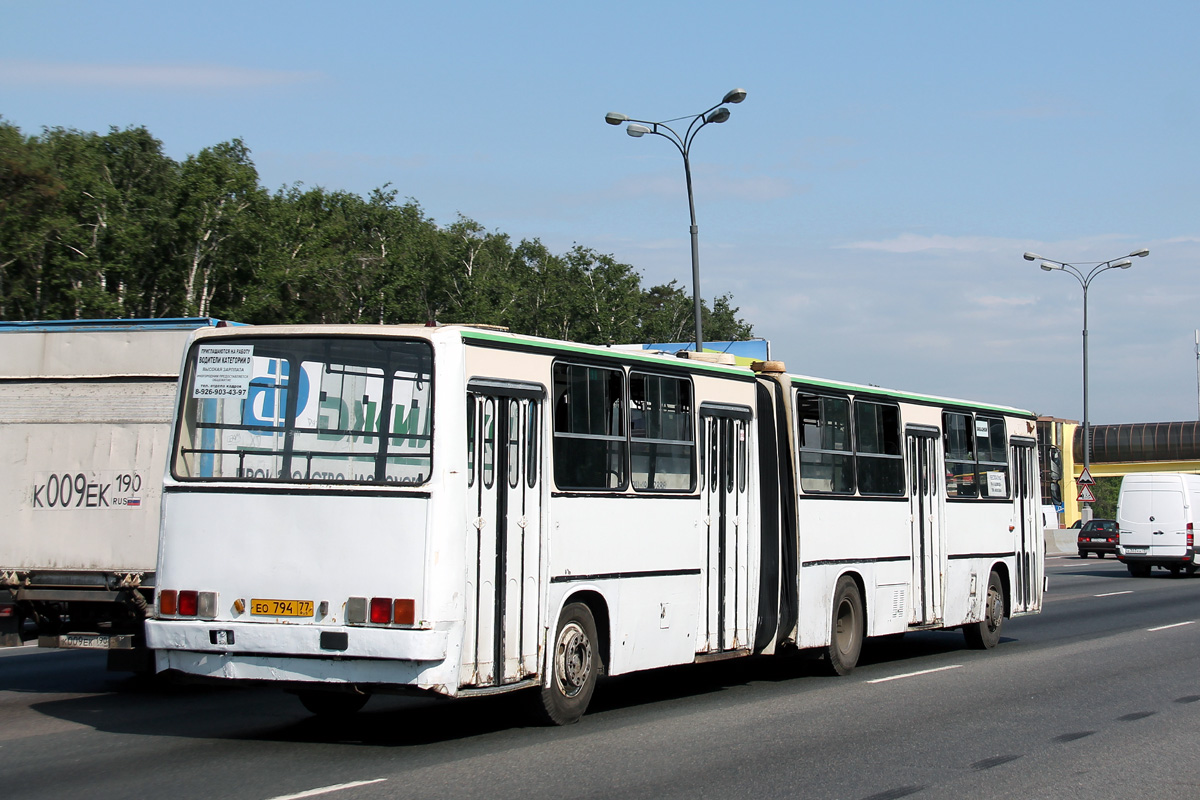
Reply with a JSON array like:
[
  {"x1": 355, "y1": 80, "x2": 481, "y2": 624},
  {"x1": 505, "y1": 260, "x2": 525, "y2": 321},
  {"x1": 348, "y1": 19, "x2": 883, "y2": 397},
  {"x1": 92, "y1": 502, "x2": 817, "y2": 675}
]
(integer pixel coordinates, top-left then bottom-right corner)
[
  {"x1": 1114, "y1": 259, "x2": 1133, "y2": 269},
  {"x1": 1040, "y1": 263, "x2": 1055, "y2": 271},
  {"x1": 1129, "y1": 248, "x2": 1150, "y2": 258},
  {"x1": 706, "y1": 108, "x2": 731, "y2": 124},
  {"x1": 605, "y1": 112, "x2": 629, "y2": 126},
  {"x1": 626, "y1": 124, "x2": 651, "y2": 138},
  {"x1": 1023, "y1": 252, "x2": 1041, "y2": 261},
  {"x1": 723, "y1": 88, "x2": 747, "y2": 104}
]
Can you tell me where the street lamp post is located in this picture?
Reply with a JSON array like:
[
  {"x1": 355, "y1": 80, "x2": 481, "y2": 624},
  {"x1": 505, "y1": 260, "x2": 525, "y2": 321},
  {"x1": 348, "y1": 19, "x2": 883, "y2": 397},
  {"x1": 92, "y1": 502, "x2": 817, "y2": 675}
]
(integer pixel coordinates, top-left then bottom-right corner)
[
  {"x1": 605, "y1": 88, "x2": 747, "y2": 353},
  {"x1": 1025, "y1": 247, "x2": 1150, "y2": 521}
]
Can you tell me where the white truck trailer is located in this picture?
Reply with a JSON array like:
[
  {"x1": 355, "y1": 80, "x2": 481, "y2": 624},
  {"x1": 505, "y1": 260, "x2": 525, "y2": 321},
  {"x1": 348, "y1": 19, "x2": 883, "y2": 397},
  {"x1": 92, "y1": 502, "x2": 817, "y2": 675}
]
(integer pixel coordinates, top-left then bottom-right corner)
[{"x1": 0, "y1": 318, "x2": 227, "y2": 669}]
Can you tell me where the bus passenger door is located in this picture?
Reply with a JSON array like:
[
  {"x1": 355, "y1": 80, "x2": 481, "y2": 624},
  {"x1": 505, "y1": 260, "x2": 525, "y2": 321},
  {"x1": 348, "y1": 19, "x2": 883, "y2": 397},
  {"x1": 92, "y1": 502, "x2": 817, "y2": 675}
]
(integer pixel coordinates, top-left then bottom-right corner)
[
  {"x1": 1010, "y1": 437, "x2": 1042, "y2": 613},
  {"x1": 699, "y1": 406, "x2": 752, "y2": 654},
  {"x1": 464, "y1": 383, "x2": 544, "y2": 687},
  {"x1": 906, "y1": 426, "x2": 944, "y2": 626}
]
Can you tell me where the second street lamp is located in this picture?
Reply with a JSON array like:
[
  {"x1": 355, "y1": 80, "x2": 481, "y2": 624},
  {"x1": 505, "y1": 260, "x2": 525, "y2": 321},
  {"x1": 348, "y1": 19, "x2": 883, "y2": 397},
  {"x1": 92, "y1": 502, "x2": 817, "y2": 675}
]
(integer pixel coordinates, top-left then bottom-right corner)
[
  {"x1": 605, "y1": 88, "x2": 747, "y2": 353},
  {"x1": 1026, "y1": 247, "x2": 1150, "y2": 521}
]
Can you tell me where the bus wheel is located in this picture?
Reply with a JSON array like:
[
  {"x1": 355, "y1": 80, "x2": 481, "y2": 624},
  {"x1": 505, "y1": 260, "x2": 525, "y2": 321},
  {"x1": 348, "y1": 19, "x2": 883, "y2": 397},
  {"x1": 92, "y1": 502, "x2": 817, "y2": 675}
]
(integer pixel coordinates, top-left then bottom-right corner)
[
  {"x1": 297, "y1": 689, "x2": 369, "y2": 717},
  {"x1": 964, "y1": 571, "x2": 1004, "y2": 650},
  {"x1": 824, "y1": 576, "x2": 864, "y2": 676},
  {"x1": 537, "y1": 602, "x2": 599, "y2": 725}
]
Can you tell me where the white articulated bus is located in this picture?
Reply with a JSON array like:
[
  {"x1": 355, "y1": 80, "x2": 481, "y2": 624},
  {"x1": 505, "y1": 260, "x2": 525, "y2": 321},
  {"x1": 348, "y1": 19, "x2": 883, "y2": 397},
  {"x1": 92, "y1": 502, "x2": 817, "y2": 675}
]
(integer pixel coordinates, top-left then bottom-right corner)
[{"x1": 145, "y1": 325, "x2": 1042, "y2": 722}]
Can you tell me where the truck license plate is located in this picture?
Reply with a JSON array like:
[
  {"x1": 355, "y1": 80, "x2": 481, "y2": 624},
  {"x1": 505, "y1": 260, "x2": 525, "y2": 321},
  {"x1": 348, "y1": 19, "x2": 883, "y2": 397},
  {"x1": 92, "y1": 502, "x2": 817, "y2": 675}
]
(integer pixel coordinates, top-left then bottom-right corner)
[
  {"x1": 57, "y1": 633, "x2": 133, "y2": 649},
  {"x1": 1125, "y1": 547, "x2": 1148, "y2": 554},
  {"x1": 251, "y1": 598, "x2": 314, "y2": 617}
]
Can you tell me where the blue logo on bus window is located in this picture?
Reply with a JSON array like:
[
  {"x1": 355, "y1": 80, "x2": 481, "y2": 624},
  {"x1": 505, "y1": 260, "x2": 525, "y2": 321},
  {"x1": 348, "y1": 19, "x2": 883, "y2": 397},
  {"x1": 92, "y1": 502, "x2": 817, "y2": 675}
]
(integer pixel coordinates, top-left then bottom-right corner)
[{"x1": 242, "y1": 359, "x2": 310, "y2": 427}]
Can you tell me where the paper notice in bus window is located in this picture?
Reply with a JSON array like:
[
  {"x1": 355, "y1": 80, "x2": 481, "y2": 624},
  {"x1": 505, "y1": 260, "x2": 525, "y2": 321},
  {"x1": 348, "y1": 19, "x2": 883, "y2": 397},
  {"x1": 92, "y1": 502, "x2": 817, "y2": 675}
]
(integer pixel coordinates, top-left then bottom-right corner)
[
  {"x1": 194, "y1": 345, "x2": 255, "y2": 398},
  {"x1": 987, "y1": 470, "x2": 1007, "y2": 496},
  {"x1": 975, "y1": 419, "x2": 990, "y2": 438}
]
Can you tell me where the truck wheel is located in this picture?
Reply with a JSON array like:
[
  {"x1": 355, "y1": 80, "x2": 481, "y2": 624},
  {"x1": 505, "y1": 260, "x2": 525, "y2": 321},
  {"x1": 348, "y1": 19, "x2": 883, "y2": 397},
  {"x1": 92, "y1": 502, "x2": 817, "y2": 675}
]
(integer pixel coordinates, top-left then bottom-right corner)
[
  {"x1": 964, "y1": 571, "x2": 1004, "y2": 650},
  {"x1": 298, "y1": 689, "x2": 369, "y2": 717},
  {"x1": 536, "y1": 602, "x2": 599, "y2": 725},
  {"x1": 823, "y1": 576, "x2": 864, "y2": 676}
]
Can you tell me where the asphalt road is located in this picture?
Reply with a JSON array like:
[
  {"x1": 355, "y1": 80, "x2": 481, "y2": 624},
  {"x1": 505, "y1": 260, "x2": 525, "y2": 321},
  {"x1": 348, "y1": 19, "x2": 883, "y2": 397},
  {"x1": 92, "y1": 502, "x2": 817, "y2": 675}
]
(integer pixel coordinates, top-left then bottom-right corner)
[{"x1": 3, "y1": 554, "x2": 1199, "y2": 800}]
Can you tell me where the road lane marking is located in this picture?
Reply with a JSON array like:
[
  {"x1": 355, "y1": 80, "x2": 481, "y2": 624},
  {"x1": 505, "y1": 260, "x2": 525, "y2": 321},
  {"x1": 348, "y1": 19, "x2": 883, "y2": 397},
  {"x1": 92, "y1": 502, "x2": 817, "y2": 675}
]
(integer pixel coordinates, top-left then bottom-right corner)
[
  {"x1": 267, "y1": 779, "x2": 387, "y2": 800},
  {"x1": 1148, "y1": 621, "x2": 1196, "y2": 632},
  {"x1": 867, "y1": 664, "x2": 963, "y2": 684},
  {"x1": 1095, "y1": 590, "x2": 1133, "y2": 597}
]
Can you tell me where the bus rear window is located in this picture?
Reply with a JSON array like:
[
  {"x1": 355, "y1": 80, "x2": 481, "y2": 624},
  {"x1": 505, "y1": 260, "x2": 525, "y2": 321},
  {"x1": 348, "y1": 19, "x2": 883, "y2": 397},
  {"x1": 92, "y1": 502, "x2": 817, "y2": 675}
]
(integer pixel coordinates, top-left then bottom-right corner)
[{"x1": 173, "y1": 336, "x2": 433, "y2": 485}]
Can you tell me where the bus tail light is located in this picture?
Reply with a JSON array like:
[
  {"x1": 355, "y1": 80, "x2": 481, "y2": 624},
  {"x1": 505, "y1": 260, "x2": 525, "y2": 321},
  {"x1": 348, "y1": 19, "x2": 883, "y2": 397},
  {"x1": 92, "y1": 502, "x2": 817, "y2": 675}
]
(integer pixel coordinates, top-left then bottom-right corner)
[
  {"x1": 369, "y1": 597, "x2": 391, "y2": 624},
  {"x1": 393, "y1": 599, "x2": 415, "y2": 625},
  {"x1": 347, "y1": 596, "x2": 415, "y2": 626},
  {"x1": 158, "y1": 589, "x2": 217, "y2": 618},
  {"x1": 178, "y1": 591, "x2": 199, "y2": 616}
]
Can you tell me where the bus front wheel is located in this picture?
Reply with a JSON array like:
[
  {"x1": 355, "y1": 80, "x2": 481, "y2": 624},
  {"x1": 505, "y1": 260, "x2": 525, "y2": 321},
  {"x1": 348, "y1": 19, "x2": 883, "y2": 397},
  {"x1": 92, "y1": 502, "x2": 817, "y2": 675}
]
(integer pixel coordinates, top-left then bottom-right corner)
[
  {"x1": 964, "y1": 571, "x2": 1004, "y2": 650},
  {"x1": 824, "y1": 576, "x2": 864, "y2": 676},
  {"x1": 537, "y1": 602, "x2": 599, "y2": 725}
]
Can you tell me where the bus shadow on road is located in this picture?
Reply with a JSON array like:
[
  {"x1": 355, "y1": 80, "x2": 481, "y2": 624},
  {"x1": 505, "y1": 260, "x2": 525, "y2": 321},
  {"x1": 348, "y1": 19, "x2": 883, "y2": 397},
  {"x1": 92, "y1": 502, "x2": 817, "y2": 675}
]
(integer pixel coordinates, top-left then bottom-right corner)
[{"x1": 25, "y1": 631, "x2": 1010, "y2": 746}]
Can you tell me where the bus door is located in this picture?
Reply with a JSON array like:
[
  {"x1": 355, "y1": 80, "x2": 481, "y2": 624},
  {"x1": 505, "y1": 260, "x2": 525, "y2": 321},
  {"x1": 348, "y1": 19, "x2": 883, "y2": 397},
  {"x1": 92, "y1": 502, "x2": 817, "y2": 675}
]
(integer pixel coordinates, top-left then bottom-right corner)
[
  {"x1": 464, "y1": 380, "x2": 544, "y2": 687},
  {"x1": 906, "y1": 425, "x2": 944, "y2": 626},
  {"x1": 698, "y1": 404, "x2": 752, "y2": 654},
  {"x1": 1009, "y1": 436, "x2": 1041, "y2": 612}
]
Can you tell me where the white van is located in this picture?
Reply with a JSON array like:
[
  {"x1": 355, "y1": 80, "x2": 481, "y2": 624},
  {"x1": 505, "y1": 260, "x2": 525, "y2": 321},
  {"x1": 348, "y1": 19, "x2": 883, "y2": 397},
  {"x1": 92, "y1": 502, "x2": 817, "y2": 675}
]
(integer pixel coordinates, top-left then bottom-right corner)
[{"x1": 1116, "y1": 473, "x2": 1200, "y2": 577}]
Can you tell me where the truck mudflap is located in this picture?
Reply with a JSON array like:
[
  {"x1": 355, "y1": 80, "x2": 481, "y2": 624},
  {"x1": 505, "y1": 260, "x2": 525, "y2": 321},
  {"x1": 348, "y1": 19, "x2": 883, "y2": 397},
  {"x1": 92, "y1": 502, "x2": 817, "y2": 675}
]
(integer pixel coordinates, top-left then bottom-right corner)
[{"x1": 39, "y1": 632, "x2": 136, "y2": 650}]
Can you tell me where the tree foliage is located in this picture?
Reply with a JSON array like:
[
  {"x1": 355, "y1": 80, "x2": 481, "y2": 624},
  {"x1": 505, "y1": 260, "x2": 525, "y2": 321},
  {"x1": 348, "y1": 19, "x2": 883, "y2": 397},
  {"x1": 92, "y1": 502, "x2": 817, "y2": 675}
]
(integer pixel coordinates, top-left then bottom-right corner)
[{"x1": 0, "y1": 119, "x2": 754, "y2": 346}]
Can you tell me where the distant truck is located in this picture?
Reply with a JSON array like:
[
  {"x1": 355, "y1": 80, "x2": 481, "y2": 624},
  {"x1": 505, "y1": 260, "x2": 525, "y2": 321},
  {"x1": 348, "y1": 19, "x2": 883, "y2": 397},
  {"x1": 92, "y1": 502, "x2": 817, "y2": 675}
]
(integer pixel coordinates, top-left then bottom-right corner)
[
  {"x1": 1116, "y1": 472, "x2": 1200, "y2": 578},
  {"x1": 0, "y1": 318, "x2": 229, "y2": 668}
]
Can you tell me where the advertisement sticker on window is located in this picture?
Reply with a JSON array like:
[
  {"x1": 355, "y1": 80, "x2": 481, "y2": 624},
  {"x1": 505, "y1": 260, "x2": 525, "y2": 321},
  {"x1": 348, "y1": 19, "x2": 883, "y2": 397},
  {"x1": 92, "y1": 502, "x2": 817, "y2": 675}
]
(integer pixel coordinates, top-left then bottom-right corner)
[{"x1": 194, "y1": 345, "x2": 255, "y2": 398}]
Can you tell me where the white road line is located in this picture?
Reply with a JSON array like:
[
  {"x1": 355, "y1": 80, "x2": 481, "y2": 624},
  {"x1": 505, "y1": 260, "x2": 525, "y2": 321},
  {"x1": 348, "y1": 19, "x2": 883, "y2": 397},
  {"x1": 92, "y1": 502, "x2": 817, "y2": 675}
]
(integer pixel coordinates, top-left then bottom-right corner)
[
  {"x1": 867, "y1": 664, "x2": 963, "y2": 684},
  {"x1": 1096, "y1": 590, "x2": 1134, "y2": 597},
  {"x1": 1148, "y1": 621, "x2": 1196, "y2": 632},
  {"x1": 267, "y1": 779, "x2": 387, "y2": 800}
]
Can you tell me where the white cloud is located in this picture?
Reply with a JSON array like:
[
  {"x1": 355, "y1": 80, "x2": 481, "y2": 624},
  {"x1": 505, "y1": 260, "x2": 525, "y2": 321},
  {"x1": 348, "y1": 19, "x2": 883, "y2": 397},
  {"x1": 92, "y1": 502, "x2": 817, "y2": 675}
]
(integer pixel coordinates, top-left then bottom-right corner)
[
  {"x1": 971, "y1": 295, "x2": 1037, "y2": 309},
  {"x1": 0, "y1": 59, "x2": 322, "y2": 90},
  {"x1": 836, "y1": 233, "x2": 1013, "y2": 254}
]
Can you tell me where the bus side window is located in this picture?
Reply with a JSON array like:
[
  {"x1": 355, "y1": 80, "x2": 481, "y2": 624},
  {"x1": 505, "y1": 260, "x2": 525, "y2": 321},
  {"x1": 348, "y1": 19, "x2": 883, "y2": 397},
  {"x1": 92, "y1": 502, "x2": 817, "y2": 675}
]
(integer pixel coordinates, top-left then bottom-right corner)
[
  {"x1": 943, "y1": 411, "x2": 977, "y2": 498},
  {"x1": 507, "y1": 399, "x2": 520, "y2": 489},
  {"x1": 482, "y1": 397, "x2": 495, "y2": 489},
  {"x1": 525, "y1": 402, "x2": 538, "y2": 489},
  {"x1": 467, "y1": 395, "x2": 477, "y2": 488}
]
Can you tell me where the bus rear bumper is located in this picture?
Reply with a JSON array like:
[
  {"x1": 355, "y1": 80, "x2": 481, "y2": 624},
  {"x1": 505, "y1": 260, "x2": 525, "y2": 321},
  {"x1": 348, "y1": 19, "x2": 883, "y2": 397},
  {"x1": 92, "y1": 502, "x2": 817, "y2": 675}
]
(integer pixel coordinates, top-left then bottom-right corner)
[{"x1": 145, "y1": 619, "x2": 448, "y2": 665}]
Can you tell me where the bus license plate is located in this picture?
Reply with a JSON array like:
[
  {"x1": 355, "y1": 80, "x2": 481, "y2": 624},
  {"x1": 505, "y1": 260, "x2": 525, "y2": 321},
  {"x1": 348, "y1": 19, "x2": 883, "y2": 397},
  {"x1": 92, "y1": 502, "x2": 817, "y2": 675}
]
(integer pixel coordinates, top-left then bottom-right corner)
[{"x1": 251, "y1": 598, "x2": 314, "y2": 617}]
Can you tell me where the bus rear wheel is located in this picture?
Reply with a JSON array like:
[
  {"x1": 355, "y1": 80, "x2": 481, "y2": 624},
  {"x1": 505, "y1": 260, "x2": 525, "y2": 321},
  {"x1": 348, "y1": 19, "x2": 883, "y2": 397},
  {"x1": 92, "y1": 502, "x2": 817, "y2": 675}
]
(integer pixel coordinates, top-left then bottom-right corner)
[
  {"x1": 536, "y1": 602, "x2": 599, "y2": 725},
  {"x1": 824, "y1": 576, "x2": 864, "y2": 676},
  {"x1": 964, "y1": 570, "x2": 1004, "y2": 650}
]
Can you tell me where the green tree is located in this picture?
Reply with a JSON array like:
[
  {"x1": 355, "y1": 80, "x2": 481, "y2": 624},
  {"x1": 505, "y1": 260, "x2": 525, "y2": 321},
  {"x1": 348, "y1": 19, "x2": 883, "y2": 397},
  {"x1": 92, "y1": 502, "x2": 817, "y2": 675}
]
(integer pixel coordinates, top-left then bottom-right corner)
[
  {"x1": 0, "y1": 120, "x2": 62, "y2": 318},
  {"x1": 174, "y1": 139, "x2": 265, "y2": 318},
  {"x1": 1092, "y1": 476, "x2": 1120, "y2": 520},
  {"x1": 0, "y1": 120, "x2": 757, "y2": 343}
]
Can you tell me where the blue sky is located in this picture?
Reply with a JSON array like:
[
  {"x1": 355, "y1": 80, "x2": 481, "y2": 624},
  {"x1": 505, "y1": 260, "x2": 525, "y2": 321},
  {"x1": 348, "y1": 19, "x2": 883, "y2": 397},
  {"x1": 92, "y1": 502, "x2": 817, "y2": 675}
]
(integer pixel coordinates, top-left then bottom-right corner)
[{"x1": 3, "y1": 1, "x2": 1198, "y2": 424}]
